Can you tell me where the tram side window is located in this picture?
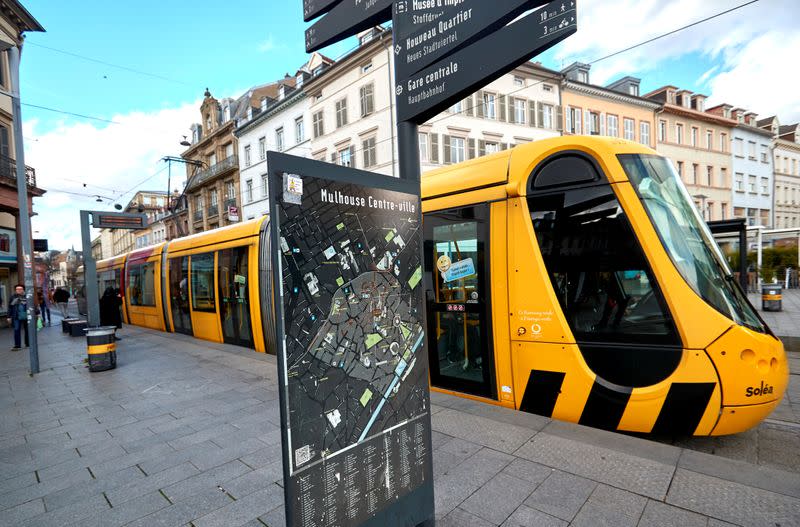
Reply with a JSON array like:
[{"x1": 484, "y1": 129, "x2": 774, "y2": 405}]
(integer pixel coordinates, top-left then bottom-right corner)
[
  {"x1": 191, "y1": 253, "x2": 216, "y2": 312},
  {"x1": 128, "y1": 262, "x2": 155, "y2": 307},
  {"x1": 529, "y1": 185, "x2": 679, "y2": 345}
]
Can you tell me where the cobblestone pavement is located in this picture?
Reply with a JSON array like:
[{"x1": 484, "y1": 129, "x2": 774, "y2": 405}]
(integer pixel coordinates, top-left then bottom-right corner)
[{"x1": 1, "y1": 319, "x2": 798, "y2": 527}]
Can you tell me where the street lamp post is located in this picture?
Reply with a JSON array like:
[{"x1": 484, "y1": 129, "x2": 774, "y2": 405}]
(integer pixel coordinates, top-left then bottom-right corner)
[{"x1": 2, "y1": 43, "x2": 39, "y2": 374}]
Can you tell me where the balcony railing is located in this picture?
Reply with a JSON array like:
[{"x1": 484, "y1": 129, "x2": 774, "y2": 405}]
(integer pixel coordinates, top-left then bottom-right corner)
[
  {"x1": 0, "y1": 154, "x2": 36, "y2": 188},
  {"x1": 208, "y1": 205, "x2": 219, "y2": 217},
  {"x1": 187, "y1": 155, "x2": 238, "y2": 190},
  {"x1": 193, "y1": 210, "x2": 203, "y2": 222}
]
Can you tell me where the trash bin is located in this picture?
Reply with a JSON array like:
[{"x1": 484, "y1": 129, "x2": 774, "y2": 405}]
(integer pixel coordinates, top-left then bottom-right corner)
[
  {"x1": 85, "y1": 326, "x2": 117, "y2": 372},
  {"x1": 761, "y1": 284, "x2": 782, "y2": 312},
  {"x1": 62, "y1": 317, "x2": 80, "y2": 333}
]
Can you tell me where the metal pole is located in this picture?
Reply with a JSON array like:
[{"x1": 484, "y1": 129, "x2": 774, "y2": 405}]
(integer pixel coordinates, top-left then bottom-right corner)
[
  {"x1": 757, "y1": 228, "x2": 763, "y2": 287},
  {"x1": 739, "y1": 226, "x2": 748, "y2": 291},
  {"x1": 8, "y1": 46, "x2": 38, "y2": 374},
  {"x1": 397, "y1": 121, "x2": 420, "y2": 182},
  {"x1": 80, "y1": 211, "x2": 100, "y2": 327}
]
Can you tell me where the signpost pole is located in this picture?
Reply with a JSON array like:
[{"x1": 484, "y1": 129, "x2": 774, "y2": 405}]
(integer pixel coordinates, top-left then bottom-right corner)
[
  {"x1": 80, "y1": 211, "x2": 100, "y2": 328},
  {"x1": 9, "y1": 46, "x2": 38, "y2": 374},
  {"x1": 397, "y1": 121, "x2": 421, "y2": 183}
]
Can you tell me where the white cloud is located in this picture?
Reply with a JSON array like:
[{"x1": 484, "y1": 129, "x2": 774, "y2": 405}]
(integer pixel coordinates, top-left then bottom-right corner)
[
  {"x1": 257, "y1": 35, "x2": 279, "y2": 53},
  {"x1": 23, "y1": 102, "x2": 201, "y2": 250},
  {"x1": 554, "y1": 0, "x2": 799, "y2": 119}
]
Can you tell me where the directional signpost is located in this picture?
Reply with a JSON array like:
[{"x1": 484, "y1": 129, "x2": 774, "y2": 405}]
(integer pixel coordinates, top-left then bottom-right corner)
[
  {"x1": 394, "y1": 0, "x2": 577, "y2": 123},
  {"x1": 290, "y1": 1, "x2": 578, "y2": 525}
]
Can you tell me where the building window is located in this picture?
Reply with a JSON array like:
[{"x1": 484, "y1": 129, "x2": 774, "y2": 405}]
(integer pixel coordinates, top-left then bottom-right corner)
[
  {"x1": 720, "y1": 133, "x2": 727, "y2": 152},
  {"x1": 335, "y1": 98, "x2": 348, "y2": 128},
  {"x1": 258, "y1": 137, "x2": 266, "y2": 160},
  {"x1": 360, "y1": 61, "x2": 372, "y2": 74},
  {"x1": 734, "y1": 173, "x2": 744, "y2": 192},
  {"x1": 761, "y1": 177, "x2": 769, "y2": 195},
  {"x1": 195, "y1": 195, "x2": 203, "y2": 213},
  {"x1": 449, "y1": 99, "x2": 463, "y2": 114},
  {"x1": 607, "y1": 115, "x2": 619, "y2": 137},
  {"x1": 295, "y1": 117, "x2": 305, "y2": 143},
  {"x1": 313, "y1": 111, "x2": 324, "y2": 138},
  {"x1": 721, "y1": 203, "x2": 727, "y2": 220},
  {"x1": 720, "y1": 167, "x2": 728, "y2": 187},
  {"x1": 577, "y1": 70, "x2": 588, "y2": 83},
  {"x1": 675, "y1": 123, "x2": 683, "y2": 145},
  {"x1": 676, "y1": 161, "x2": 683, "y2": 179},
  {"x1": 640, "y1": 121, "x2": 650, "y2": 145},
  {"x1": 485, "y1": 142, "x2": 499, "y2": 154},
  {"x1": 338, "y1": 147, "x2": 352, "y2": 167},
  {"x1": 706, "y1": 166, "x2": 713, "y2": 186},
  {"x1": 360, "y1": 83, "x2": 374, "y2": 117},
  {"x1": 692, "y1": 163, "x2": 698, "y2": 184},
  {"x1": 450, "y1": 137, "x2": 465, "y2": 163},
  {"x1": 542, "y1": 84, "x2": 553, "y2": 92},
  {"x1": 262, "y1": 175, "x2": 268, "y2": 197},
  {"x1": 362, "y1": 137, "x2": 376, "y2": 168},
  {"x1": 514, "y1": 99, "x2": 526, "y2": 124},
  {"x1": 734, "y1": 138, "x2": 744, "y2": 157},
  {"x1": 418, "y1": 133, "x2": 429, "y2": 163},
  {"x1": 587, "y1": 111, "x2": 600, "y2": 135},
  {"x1": 210, "y1": 189, "x2": 218, "y2": 207},
  {"x1": 226, "y1": 181, "x2": 235, "y2": 201},
  {"x1": 245, "y1": 179, "x2": 253, "y2": 202},
  {"x1": 244, "y1": 145, "x2": 251, "y2": 167},
  {"x1": 748, "y1": 141, "x2": 757, "y2": 160},
  {"x1": 624, "y1": 118, "x2": 635, "y2": 141},
  {"x1": 541, "y1": 104, "x2": 554, "y2": 129},
  {"x1": 691, "y1": 127, "x2": 698, "y2": 147},
  {"x1": 706, "y1": 130, "x2": 713, "y2": 150},
  {"x1": 208, "y1": 152, "x2": 217, "y2": 166},
  {"x1": 658, "y1": 120, "x2": 667, "y2": 142},
  {"x1": 760, "y1": 144, "x2": 768, "y2": 163},
  {"x1": 275, "y1": 128, "x2": 284, "y2": 152},
  {"x1": 483, "y1": 92, "x2": 496, "y2": 120},
  {"x1": 513, "y1": 76, "x2": 524, "y2": 87},
  {"x1": 748, "y1": 175, "x2": 756, "y2": 193},
  {"x1": 566, "y1": 107, "x2": 581, "y2": 134}
]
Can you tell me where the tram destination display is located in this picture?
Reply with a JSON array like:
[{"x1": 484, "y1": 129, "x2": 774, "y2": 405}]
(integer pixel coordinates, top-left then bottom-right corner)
[
  {"x1": 394, "y1": 0, "x2": 578, "y2": 123},
  {"x1": 267, "y1": 152, "x2": 434, "y2": 527}
]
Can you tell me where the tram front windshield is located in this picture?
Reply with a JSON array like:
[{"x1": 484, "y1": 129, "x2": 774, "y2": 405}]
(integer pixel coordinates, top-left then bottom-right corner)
[{"x1": 618, "y1": 154, "x2": 765, "y2": 333}]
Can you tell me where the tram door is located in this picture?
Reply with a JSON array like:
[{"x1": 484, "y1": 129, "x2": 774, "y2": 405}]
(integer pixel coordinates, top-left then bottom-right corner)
[
  {"x1": 424, "y1": 204, "x2": 496, "y2": 399},
  {"x1": 218, "y1": 247, "x2": 254, "y2": 348},
  {"x1": 169, "y1": 256, "x2": 193, "y2": 335}
]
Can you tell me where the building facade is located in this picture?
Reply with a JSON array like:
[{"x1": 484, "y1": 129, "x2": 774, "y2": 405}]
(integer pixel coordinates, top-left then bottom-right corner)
[
  {"x1": 646, "y1": 86, "x2": 735, "y2": 222},
  {"x1": 560, "y1": 65, "x2": 659, "y2": 149},
  {"x1": 235, "y1": 53, "x2": 331, "y2": 221},
  {"x1": 0, "y1": 1, "x2": 44, "y2": 316},
  {"x1": 768, "y1": 120, "x2": 800, "y2": 228},
  {"x1": 107, "y1": 191, "x2": 168, "y2": 256},
  {"x1": 707, "y1": 105, "x2": 773, "y2": 227}
]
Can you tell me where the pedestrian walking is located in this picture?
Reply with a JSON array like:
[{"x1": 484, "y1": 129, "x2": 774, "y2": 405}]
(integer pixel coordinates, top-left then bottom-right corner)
[
  {"x1": 53, "y1": 287, "x2": 69, "y2": 317},
  {"x1": 36, "y1": 287, "x2": 50, "y2": 326},
  {"x1": 8, "y1": 284, "x2": 29, "y2": 350}
]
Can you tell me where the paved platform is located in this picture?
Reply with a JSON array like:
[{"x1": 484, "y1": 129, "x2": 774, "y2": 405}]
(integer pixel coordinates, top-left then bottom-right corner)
[{"x1": 1, "y1": 320, "x2": 798, "y2": 527}]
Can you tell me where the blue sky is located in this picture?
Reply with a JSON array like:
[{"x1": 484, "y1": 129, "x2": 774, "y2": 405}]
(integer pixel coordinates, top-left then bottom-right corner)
[{"x1": 17, "y1": 0, "x2": 800, "y2": 249}]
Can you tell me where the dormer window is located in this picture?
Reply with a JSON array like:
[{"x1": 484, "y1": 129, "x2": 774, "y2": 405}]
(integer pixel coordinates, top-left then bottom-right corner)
[
  {"x1": 261, "y1": 97, "x2": 267, "y2": 110},
  {"x1": 667, "y1": 91, "x2": 676, "y2": 104},
  {"x1": 683, "y1": 96, "x2": 691, "y2": 109},
  {"x1": 577, "y1": 71, "x2": 588, "y2": 83},
  {"x1": 313, "y1": 66, "x2": 324, "y2": 76},
  {"x1": 738, "y1": 114, "x2": 744, "y2": 123},
  {"x1": 223, "y1": 106, "x2": 230, "y2": 122},
  {"x1": 247, "y1": 108, "x2": 252, "y2": 120},
  {"x1": 628, "y1": 85, "x2": 639, "y2": 96},
  {"x1": 359, "y1": 30, "x2": 374, "y2": 46},
  {"x1": 279, "y1": 86, "x2": 285, "y2": 100},
  {"x1": 296, "y1": 74, "x2": 304, "y2": 88}
]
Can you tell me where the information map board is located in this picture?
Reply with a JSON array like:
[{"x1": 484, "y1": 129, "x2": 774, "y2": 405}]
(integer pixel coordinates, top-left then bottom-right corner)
[{"x1": 267, "y1": 152, "x2": 434, "y2": 527}]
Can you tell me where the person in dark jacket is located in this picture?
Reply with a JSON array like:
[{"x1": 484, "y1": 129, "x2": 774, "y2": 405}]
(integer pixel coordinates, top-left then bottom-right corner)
[
  {"x1": 36, "y1": 287, "x2": 50, "y2": 326},
  {"x1": 99, "y1": 287, "x2": 122, "y2": 338},
  {"x1": 8, "y1": 284, "x2": 29, "y2": 350},
  {"x1": 53, "y1": 287, "x2": 69, "y2": 317}
]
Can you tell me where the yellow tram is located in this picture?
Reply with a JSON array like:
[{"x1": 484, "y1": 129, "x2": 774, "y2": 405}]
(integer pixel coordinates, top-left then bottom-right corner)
[{"x1": 99, "y1": 136, "x2": 788, "y2": 436}]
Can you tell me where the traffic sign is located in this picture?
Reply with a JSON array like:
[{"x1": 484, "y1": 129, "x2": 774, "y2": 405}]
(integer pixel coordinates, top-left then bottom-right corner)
[
  {"x1": 305, "y1": 0, "x2": 392, "y2": 53},
  {"x1": 395, "y1": 0, "x2": 577, "y2": 123},
  {"x1": 303, "y1": 0, "x2": 342, "y2": 22},
  {"x1": 393, "y1": 0, "x2": 550, "y2": 81}
]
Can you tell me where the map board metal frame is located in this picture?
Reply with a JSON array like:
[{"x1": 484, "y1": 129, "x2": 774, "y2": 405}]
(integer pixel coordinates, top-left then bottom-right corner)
[{"x1": 267, "y1": 151, "x2": 435, "y2": 527}]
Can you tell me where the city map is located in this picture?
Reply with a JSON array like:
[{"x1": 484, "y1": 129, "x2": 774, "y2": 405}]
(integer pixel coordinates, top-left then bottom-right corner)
[{"x1": 274, "y1": 171, "x2": 432, "y2": 526}]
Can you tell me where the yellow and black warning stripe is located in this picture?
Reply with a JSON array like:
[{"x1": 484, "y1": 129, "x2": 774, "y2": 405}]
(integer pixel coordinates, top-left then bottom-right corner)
[{"x1": 519, "y1": 369, "x2": 717, "y2": 435}]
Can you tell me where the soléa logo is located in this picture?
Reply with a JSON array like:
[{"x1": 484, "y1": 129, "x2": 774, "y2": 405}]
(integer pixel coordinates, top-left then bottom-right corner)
[{"x1": 745, "y1": 381, "x2": 774, "y2": 397}]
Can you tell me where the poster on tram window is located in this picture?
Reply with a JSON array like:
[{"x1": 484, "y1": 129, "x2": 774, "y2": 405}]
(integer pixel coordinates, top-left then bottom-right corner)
[{"x1": 266, "y1": 151, "x2": 435, "y2": 527}]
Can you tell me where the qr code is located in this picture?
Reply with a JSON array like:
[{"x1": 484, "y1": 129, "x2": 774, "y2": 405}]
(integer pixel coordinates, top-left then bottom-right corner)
[{"x1": 295, "y1": 444, "x2": 312, "y2": 467}]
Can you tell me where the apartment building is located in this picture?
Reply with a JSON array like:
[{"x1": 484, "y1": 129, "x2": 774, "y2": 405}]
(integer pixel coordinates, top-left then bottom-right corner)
[
  {"x1": 304, "y1": 28, "x2": 563, "y2": 176},
  {"x1": 235, "y1": 53, "x2": 331, "y2": 220},
  {"x1": 645, "y1": 86, "x2": 736, "y2": 222},
  {"x1": 560, "y1": 65, "x2": 659, "y2": 149},
  {"x1": 763, "y1": 118, "x2": 800, "y2": 228},
  {"x1": 706, "y1": 105, "x2": 773, "y2": 227}
]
